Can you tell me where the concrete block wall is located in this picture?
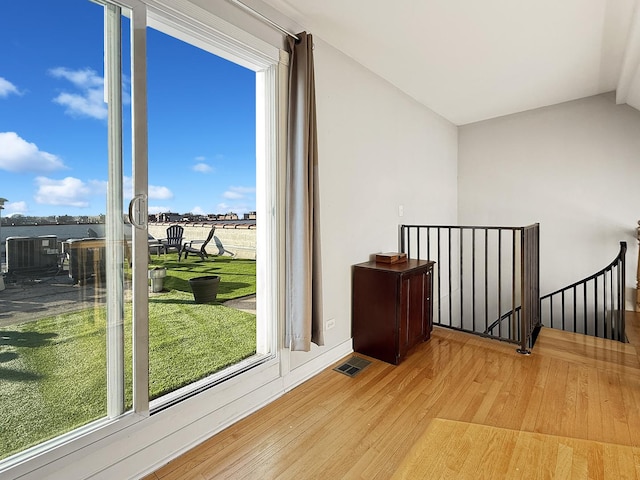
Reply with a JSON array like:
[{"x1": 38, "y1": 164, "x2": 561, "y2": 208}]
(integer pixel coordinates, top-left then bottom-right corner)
[{"x1": 148, "y1": 223, "x2": 256, "y2": 260}]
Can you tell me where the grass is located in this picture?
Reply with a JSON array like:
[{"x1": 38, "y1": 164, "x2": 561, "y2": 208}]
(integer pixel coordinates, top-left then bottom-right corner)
[
  {"x1": 150, "y1": 254, "x2": 257, "y2": 300},
  {"x1": 0, "y1": 254, "x2": 256, "y2": 460}
]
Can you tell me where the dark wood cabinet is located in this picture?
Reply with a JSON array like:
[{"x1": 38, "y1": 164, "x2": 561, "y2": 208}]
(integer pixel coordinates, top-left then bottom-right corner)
[{"x1": 352, "y1": 259, "x2": 434, "y2": 365}]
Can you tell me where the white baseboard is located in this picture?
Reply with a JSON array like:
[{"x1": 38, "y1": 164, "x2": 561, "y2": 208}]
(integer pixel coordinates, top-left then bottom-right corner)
[{"x1": 282, "y1": 339, "x2": 354, "y2": 392}]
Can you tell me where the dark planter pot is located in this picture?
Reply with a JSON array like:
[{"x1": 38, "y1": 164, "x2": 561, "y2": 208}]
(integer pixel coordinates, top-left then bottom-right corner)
[{"x1": 188, "y1": 275, "x2": 220, "y2": 304}]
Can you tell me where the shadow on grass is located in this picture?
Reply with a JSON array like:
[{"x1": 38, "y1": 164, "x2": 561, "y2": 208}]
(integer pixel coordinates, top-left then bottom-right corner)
[
  {"x1": 149, "y1": 297, "x2": 201, "y2": 306},
  {"x1": 0, "y1": 331, "x2": 56, "y2": 382},
  {"x1": 162, "y1": 278, "x2": 251, "y2": 297},
  {"x1": 0, "y1": 367, "x2": 43, "y2": 382},
  {"x1": 0, "y1": 352, "x2": 18, "y2": 363},
  {"x1": 0, "y1": 330, "x2": 58, "y2": 348}
]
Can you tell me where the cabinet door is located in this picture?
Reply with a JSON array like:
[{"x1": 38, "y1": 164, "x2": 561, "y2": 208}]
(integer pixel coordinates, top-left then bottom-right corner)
[
  {"x1": 424, "y1": 269, "x2": 432, "y2": 338},
  {"x1": 399, "y1": 268, "x2": 428, "y2": 360},
  {"x1": 352, "y1": 267, "x2": 399, "y2": 364}
]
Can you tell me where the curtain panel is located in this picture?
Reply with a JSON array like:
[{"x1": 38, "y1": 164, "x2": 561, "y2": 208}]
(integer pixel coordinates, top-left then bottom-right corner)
[{"x1": 285, "y1": 32, "x2": 324, "y2": 351}]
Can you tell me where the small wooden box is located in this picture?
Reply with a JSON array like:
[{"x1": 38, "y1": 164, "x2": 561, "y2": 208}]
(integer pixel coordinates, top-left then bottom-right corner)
[{"x1": 375, "y1": 252, "x2": 407, "y2": 264}]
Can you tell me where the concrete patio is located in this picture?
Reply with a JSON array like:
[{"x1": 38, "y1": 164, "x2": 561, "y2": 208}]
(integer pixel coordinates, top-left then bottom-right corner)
[
  {"x1": 0, "y1": 274, "x2": 107, "y2": 328},
  {"x1": 0, "y1": 273, "x2": 256, "y2": 328}
]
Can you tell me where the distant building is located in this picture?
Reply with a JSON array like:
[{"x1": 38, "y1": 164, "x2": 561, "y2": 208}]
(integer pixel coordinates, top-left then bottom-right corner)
[
  {"x1": 153, "y1": 212, "x2": 182, "y2": 223},
  {"x1": 149, "y1": 211, "x2": 249, "y2": 223}
]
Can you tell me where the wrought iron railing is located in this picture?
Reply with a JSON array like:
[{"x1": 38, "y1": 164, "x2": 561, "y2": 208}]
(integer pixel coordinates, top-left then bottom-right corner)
[
  {"x1": 400, "y1": 223, "x2": 540, "y2": 353},
  {"x1": 540, "y1": 242, "x2": 626, "y2": 342}
]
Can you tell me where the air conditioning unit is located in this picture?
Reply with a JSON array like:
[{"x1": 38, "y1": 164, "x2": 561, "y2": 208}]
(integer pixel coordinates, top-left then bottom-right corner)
[
  {"x1": 6, "y1": 236, "x2": 60, "y2": 277},
  {"x1": 66, "y1": 238, "x2": 106, "y2": 284}
]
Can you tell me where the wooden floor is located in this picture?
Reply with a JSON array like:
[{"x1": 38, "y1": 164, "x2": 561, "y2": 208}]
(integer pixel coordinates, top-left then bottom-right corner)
[
  {"x1": 392, "y1": 419, "x2": 640, "y2": 479},
  {"x1": 145, "y1": 313, "x2": 640, "y2": 479}
]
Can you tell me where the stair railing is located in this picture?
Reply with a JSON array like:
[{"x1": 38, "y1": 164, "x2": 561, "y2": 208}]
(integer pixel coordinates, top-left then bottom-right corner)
[
  {"x1": 540, "y1": 241, "x2": 626, "y2": 342},
  {"x1": 400, "y1": 223, "x2": 540, "y2": 353}
]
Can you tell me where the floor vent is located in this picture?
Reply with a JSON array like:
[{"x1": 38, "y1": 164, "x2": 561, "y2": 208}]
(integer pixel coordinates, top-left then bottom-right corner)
[{"x1": 333, "y1": 356, "x2": 371, "y2": 377}]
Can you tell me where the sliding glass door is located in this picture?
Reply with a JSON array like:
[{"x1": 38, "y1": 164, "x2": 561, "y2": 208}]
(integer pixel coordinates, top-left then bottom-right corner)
[
  {"x1": 1, "y1": 0, "x2": 279, "y2": 470},
  {"x1": 0, "y1": 0, "x2": 137, "y2": 460}
]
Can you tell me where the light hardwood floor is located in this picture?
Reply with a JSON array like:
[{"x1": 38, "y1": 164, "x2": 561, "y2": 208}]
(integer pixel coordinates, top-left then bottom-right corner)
[{"x1": 144, "y1": 313, "x2": 640, "y2": 479}]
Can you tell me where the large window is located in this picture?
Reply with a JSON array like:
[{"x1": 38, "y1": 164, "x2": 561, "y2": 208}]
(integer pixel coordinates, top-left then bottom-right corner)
[
  {"x1": 145, "y1": 18, "x2": 264, "y2": 407},
  {"x1": 0, "y1": 0, "x2": 280, "y2": 470}
]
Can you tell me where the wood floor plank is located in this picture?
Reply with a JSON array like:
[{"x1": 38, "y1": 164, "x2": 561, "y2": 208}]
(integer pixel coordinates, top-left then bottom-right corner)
[
  {"x1": 150, "y1": 320, "x2": 640, "y2": 479},
  {"x1": 392, "y1": 419, "x2": 640, "y2": 480}
]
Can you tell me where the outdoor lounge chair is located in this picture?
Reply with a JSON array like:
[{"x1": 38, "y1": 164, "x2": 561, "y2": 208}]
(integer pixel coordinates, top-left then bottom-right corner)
[
  {"x1": 179, "y1": 226, "x2": 215, "y2": 261},
  {"x1": 160, "y1": 225, "x2": 184, "y2": 255}
]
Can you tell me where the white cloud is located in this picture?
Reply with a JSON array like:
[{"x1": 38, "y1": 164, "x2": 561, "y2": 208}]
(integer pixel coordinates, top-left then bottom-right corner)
[
  {"x1": 223, "y1": 186, "x2": 255, "y2": 200},
  {"x1": 34, "y1": 176, "x2": 91, "y2": 207},
  {"x1": 191, "y1": 206, "x2": 206, "y2": 215},
  {"x1": 49, "y1": 67, "x2": 107, "y2": 120},
  {"x1": 217, "y1": 187, "x2": 256, "y2": 216},
  {"x1": 120, "y1": 177, "x2": 172, "y2": 200},
  {"x1": 195, "y1": 156, "x2": 206, "y2": 162},
  {"x1": 148, "y1": 205, "x2": 170, "y2": 215},
  {"x1": 0, "y1": 132, "x2": 66, "y2": 173},
  {"x1": 223, "y1": 190, "x2": 243, "y2": 200},
  {"x1": 53, "y1": 90, "x2": 107, "y2": 120},
  {"x1": 148, "y1": 185, "x2": 173, "y2": 200},
  {"x1": 213, "y1": 202, "x2": 252, "y2": 216},
  {"x1": 49, "y1": 67, "x2": 103, "y2": 88},
  {"x1": 0, "y1": 77, "x2": 20, "y2": 98},
  {"x1": 193, "y1": 163, "x2": 213, "y2": 174},
  {"x1": 3, "y1": 201, "x2": 28, "y2": 216}
]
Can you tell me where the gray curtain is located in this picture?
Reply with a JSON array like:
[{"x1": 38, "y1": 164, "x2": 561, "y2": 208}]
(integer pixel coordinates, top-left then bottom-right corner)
[{"x1": 285, "y1": 32, "x2": 324, "y2": 351}]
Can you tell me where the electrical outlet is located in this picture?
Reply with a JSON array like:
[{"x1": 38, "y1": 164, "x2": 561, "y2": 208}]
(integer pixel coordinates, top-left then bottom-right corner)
[
  {"x1": 326, "y1": 318, "x2": 336, "y2": 330},
  {"x1": 398, "y1": 205, "x2": 404, "y2": 217}
]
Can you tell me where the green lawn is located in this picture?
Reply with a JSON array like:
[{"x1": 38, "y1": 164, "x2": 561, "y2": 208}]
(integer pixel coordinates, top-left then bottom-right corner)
[{"x1": 0, "y1": 255, "x2": 256, "y2": 460}]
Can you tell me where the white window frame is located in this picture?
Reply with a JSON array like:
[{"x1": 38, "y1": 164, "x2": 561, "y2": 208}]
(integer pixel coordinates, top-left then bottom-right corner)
[{"x1": 142, "y1": 0, "x2": 283, "y2": 412}]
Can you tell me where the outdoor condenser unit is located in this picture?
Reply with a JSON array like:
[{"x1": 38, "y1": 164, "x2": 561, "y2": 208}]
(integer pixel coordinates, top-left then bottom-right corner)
[
  {"x1": 66, "y1": 238, "x2": 106, "y2": 284},
  {"x1": 6, "y1": 236, "x2": 60, "y2": 277}
]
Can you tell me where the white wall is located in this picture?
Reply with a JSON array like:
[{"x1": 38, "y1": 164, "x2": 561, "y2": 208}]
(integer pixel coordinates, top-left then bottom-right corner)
[
  {"x1": 458, "y1": 93, "x2": 640, "y2": 305},
  {"x1": 290, "y1": 38, "x2": 458, "y2": 368}
]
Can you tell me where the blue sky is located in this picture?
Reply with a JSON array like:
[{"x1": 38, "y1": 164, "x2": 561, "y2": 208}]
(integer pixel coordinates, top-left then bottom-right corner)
[{"x1": 0, "y1": 0, "x2": 256, "y2": 218}]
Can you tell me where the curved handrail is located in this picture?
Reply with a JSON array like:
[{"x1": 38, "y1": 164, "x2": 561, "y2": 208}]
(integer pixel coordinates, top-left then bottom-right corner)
[
  {"x1": 541, "y1": 241, "x2": 626, "y2": 342},
  {"x1": 541, "y1": 241, "x2": 627, "y2": 301},
  {"x1": 487, "y1": 242, "x2": 626, "y2": 341},
  {"x1": 485, "y1": 306, "x2": 521, "y2": 334}
]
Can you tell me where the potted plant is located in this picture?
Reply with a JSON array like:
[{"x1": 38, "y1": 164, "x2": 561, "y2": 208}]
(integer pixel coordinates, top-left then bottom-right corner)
[{"x1": 188, "y1": 275, "x2": 220, "y2": 303}]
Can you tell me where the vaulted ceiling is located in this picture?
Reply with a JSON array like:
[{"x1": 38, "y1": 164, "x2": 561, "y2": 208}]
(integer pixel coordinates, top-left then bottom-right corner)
[{"x1": 261, "y1": 0, "x2": 640, "y2": 125}]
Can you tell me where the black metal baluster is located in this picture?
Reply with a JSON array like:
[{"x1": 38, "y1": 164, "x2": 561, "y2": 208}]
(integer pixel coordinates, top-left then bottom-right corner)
[
  {"x1": 460, "y1": 228, "x2": 464, "y2": 330},
  {"x1": 426, "y1": 228, "x2": 430, "y2": 261},
  {"x1": 472, "y1": 228, "x2": 476, "y2": 333},
  {"x1": 594, "y1": 277, "x2": 598, "y2": 337},
  {"x1": 485, "y1": 229, "x2": 489, "y2": 334},
  {"x1": 448, "y1": 227, "x2": 452, "y2": 327},
  {"x1": 561, "y1": 290, "x2": 565, "y2": 331},
  {"x1": 498, "y1": 230, "x2": 502, "y2": 338},
  {"x1": 511, "y1": 229, "x2": 517, "y2": 341},
  {"x1": 437, "y1": 227, "x2": 441, "y2": 326},
  {"x1": 583, "y1": 282, "x2": 588, "y2": 335}
]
